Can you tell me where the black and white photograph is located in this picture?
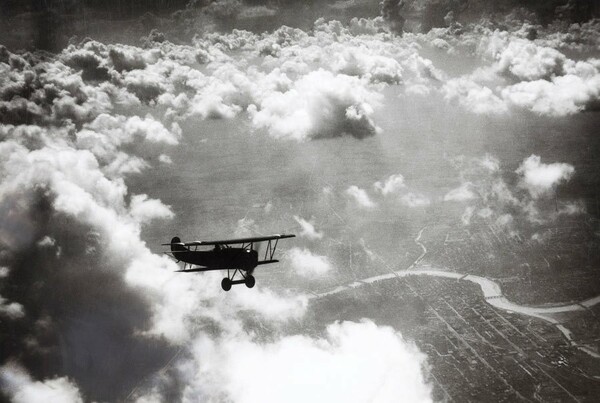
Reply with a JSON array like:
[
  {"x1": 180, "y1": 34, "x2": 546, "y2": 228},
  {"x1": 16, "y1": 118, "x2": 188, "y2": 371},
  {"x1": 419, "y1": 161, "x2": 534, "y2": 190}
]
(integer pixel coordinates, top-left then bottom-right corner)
[{"x1": 1, "y1": 1, "x2": 600, "y2": 402}]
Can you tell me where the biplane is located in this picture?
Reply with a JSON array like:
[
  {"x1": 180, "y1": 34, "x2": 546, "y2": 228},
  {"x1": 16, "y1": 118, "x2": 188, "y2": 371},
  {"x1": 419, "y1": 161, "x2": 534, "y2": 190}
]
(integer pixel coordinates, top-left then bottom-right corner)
[{"x1": 163, "y1": 234, "x2": 295, "y2": 291}]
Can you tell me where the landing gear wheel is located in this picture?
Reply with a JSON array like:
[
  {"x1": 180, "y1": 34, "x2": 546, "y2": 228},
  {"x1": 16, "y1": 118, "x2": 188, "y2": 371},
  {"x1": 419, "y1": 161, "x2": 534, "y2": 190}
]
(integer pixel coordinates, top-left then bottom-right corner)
[
  {"x1": 221, "y1": 278, "x2": 232, "y2": 291},
  {"x1": 244, "y1": 275, "x2": 255, "y2": 288}
]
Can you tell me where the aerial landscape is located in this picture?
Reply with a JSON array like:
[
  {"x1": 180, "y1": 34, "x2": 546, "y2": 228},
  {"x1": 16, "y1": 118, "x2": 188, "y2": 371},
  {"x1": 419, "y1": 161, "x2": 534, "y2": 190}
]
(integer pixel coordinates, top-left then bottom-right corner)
[{"x1": 1, "y1": 0, "x2": 599, "y2": 402}]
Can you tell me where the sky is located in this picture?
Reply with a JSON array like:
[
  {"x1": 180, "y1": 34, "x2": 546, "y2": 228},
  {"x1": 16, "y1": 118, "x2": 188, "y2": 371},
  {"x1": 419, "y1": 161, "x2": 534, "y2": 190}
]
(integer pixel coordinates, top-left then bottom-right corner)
[{"x1": 1, "y1": 1, "x2": 599, "y2": 402}]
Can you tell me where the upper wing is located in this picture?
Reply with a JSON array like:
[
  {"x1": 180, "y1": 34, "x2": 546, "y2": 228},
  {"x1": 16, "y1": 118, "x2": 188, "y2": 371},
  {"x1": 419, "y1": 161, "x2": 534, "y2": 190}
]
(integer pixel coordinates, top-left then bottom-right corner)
[{"x1": 163, "y1": 234, "x2": 295, "y2": 247}]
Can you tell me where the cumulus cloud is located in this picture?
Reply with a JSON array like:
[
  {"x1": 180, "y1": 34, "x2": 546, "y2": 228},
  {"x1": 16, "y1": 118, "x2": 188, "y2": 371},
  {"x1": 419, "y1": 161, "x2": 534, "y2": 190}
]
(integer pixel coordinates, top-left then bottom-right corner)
[
  {"x1": 287, "y1": 247, "x2": 333, "y2": 277},
  {"x1": 73, "y1": 113, "x2": 180, "y2": 177},
  {"x1": 444, "y1": 182, "x2": 477, "y2": 201},
  {"x1": 0, "y1": 140, "x2": 183, "y2": 400},
  {"x1": 0, "y1": 16, "x2": 451, "y2": 146},
  {"x1": 108, "y1": 44, "x2": 158, "y2": 72},
  {"x1": 447, "y1": 154, "x2": 580, "y2": 229},
  {"x1": 373, "y1": 174, "x2": 430, "y2": 208},
  {"x1": 401, "y1": 192, "x2": 431, "y2": 207},
  {"x1": 231, "y1": 287, "x2": 308, "y2": 321},
  {"x1": 332, "y1": 48, "x2": 403, "y2": 84},
  {"x1": 430, "y1": 24, "x2": 600, "y2": 117},
  {"x1": 442, "y1": 77, "x2": 508, "y2": 115},
  {"x1": 501, "y1": 66, "x2": 600, "y2": 116},
  {"x1": 0, "y1": 116, "x2": 330, "y2": 402},
  {"x1": 516, "y1": 154, "x2": 575, "y2": 198},
  {"x1": 174, "y1": 320, "x2": 431, "y2": 403},
  {"x1": 0, "y1": 296, "x2": 25, "y2": 319},
  {"x1": 0, "y1": 364, "x2": 84, "y2": 403},
  {"x1": 345, "y1": 185, "x2": 377, "y2": 208},
  {"x1": 129, "y1": 194, "x2": 174, "y2": 224},
  {"x1": 293, "y1": 215, "x2": 323, "y2": 240},
  {"x1": 374, "y1": 173, "x2": 406, "y2": 195},
  {"x1": 158, "y1": 154, "x2": 173, "y2": 164},
  {"x1": 494, "y1": 39, "x2": 567, "y2": 81},
  {"x1": 249, "y1": 70, "x2": 382, "y2": 141},
  {"x1": 0, "y1": 50, "x2": 138, "y2": 127},
  {"x1": 83, "y1": 113, "x2": 180, "y2": 146}
]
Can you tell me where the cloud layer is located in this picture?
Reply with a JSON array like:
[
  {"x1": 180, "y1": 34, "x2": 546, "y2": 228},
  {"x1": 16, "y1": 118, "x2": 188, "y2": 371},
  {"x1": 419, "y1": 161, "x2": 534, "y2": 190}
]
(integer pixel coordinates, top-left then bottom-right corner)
[
  {"x1": 434, "y1": 24, "x2": 600, "y2": 116},
  {"x1": 2, "y1": 10, "x2": 597, "y2": 402},
  {"x1": 0, "y1": 22, "x2": 437, "y2": 401}
]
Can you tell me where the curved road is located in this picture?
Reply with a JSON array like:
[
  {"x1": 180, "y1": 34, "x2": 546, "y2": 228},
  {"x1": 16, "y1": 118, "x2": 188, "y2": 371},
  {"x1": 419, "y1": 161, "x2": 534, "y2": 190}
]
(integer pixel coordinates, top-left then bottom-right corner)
[{"x1": 312, "y1": 228, "x2": 600, "y2": 358}]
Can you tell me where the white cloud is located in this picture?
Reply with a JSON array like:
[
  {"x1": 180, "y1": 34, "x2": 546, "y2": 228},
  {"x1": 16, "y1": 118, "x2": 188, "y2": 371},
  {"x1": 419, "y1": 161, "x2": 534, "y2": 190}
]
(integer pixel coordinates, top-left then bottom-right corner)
[
  {"x1": 293, "y1": 215, "x2": 323, "y2": 240},
  {"x1": 432, "y1": 28, "x2": 600, "y2": 117},
  {"x1": 0, "y1": 364, "x2": 83, "y2": 403},
  {"x1": 230, "y1": 287, "x2": 308, "y2": 321},
  {"x1": 401, "y1": 192, "x2": 431, "y2": 207},
  {"x1": 82, "y1": 113, "x2": 180, "y2": 147},
  {"x1": 374, "y1": 174, "x2": 406, "y2": 195},
  {"x1": 495, "y1": 39, "x2": 566, "y2": 81},
  {"x1": 287, "y1": 247, "x2": 332, "y2": 277},
  {"x1": 373, "y1": 174, "x2": 430, "y2": 208},
  {"x1": 108, "y1": 44, "x2": 159, "y2": 72},
  {"x1": 443, "y1": 77, "x2": 508, "y2": 115},
  {"x1": 501, "y1": 70, "x2": 600, "y2": 116},
  {"x1": 444, "y1": 182, "x2": 477, "y2": 201},
  {"x1": 36, "y1": 236, "x2": 56, "y2": 247},
  {"x1": 478, "y1": 154, "x2": 500, "y2": 172},
  {"x1": 74, "y1": 113, "x2": 180, "y2": 178},
  {"x1": 121, "y1": 67, "x2": 167, "y2": 103},
  {"x1": 516, "y1": 155, "x2": 575, "y2": 199},
  {"x1": 332, "y1": 48, "x2": 403, "y2": 84},
  {"x1": 129, "y1": 194, "x2": 174, "y2": 224},
  {"x1": 0, "y1": 296, "x2": 25, "y2": 319},
  {"x1": 345, "y1": 185, "x2": 376, "y2": 208},
  {"x1": 179, "y1": 320, "x2": 431, "y2": 403},
  {"x1": 449, "y1": 153, "x2": 582, "y2": 228},
  {"x1": 158, "y1": 154, "x2": 172, "y2": 164},
  {"x1": 249, "y1": 70, "x2": 382, "y2": 141}
]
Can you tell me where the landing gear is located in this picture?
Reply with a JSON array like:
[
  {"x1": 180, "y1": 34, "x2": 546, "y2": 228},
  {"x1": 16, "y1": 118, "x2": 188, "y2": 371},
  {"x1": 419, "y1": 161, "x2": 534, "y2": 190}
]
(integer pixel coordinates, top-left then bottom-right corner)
[
  {"x1": 221, "y1": 269, "x2": 255, "y2": 291},
  {"x1": 221, "y1": 277, "x2": 232, "y2": 291}
]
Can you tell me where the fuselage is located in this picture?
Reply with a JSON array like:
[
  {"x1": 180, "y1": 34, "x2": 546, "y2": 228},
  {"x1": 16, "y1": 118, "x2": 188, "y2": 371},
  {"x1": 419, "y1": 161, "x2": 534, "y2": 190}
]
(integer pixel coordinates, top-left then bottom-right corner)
[{"x1": 173, "y1": 247, "x2": 259, "y2": 272}]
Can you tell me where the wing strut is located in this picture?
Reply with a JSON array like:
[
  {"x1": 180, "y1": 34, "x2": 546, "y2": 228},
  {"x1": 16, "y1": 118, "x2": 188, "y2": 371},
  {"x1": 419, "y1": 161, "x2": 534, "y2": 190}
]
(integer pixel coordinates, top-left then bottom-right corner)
[{"x1": 264, "y1": 238, "x2": 279, "y2": 262}]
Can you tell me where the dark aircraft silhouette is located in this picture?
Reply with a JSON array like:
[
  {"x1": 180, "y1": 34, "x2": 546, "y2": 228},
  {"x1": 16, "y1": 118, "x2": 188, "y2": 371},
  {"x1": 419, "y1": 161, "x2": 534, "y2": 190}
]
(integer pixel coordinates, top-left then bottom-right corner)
[{"x1": 163, "y1": 234, "x2": 295, "y2": 291}]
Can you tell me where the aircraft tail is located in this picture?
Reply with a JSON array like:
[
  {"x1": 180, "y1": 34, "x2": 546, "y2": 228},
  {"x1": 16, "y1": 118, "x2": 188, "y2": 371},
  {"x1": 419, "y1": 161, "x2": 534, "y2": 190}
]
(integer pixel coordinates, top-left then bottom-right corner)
[{"x1": 170, "y1": 236, "x2": 188, "y2": 252}]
